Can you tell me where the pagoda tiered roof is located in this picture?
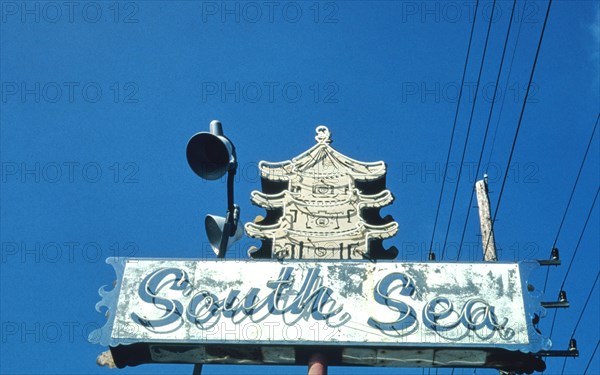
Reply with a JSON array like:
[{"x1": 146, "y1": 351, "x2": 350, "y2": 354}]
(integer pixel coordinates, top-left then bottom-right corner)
[{"x1": 245, "y1": 126, "x2": 398, "y2": 260}]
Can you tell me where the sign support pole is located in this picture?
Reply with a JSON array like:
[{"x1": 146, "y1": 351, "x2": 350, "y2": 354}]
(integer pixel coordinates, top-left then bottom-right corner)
[
  {"x1": 476, "y1": 177, "x2": 497, "y2": 261},
  {"x1": 308, "y1": 353, "x2": 327, "y2": 375}
]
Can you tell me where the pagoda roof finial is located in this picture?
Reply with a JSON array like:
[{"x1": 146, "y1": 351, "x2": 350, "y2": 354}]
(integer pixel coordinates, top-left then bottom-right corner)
[{"x1": 315, "y1": 125, "x2": 332, "y2": 144}]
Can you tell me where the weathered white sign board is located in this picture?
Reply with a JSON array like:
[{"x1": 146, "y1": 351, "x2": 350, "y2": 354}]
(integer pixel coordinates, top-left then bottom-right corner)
[{"x1": 91, "y1": 258, "x2": 549, "y2": 368}]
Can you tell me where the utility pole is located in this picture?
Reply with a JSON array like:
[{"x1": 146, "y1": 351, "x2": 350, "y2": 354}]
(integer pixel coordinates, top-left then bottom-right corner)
[
  {"x1": 476, "y1": 176, "x2": 497, "y2": 261},
  {"x1": 477, "y1": 176, "x2": 500, "y2": 375}
]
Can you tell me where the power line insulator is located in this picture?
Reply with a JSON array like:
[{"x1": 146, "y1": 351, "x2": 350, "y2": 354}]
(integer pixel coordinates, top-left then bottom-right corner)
[
  {"x1": 428, "y1": 252, "x2": 436, "y2": 261},
  {"x1": 568, "y1": 338, "x2": 578, "y2": 351},
  {"x1": 551, "y1": 247, "x2": 560, "y2": 261},
  {"x1": 558, "y1": 290, "x2": 568, "y2": 303}
]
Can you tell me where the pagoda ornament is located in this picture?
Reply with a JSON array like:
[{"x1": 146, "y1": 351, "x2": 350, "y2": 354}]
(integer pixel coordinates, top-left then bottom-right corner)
[{"x1": 245, "y1": 126, "x2": 399, "y2": 260}]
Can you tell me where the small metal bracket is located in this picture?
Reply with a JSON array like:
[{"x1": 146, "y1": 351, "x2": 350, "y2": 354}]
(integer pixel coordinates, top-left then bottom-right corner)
[
  {"x1": 540, "y1": 301, "x2": 570, "y2": 308},
  {"x1": 537, "y1": 350, "x2": 579, "y2": 357},
  {"x1": 541, "y1": 290, "x2": 569, "y2": 308},
  {"x1": 537, "y1": 259, "x2": 561, "y2": 266},
  {"x1": 537, "y1": 248, "x2": 560, "y2": 266},
  {"x1": 538, "y1": 338, "x2": 579, "y2": 358}
]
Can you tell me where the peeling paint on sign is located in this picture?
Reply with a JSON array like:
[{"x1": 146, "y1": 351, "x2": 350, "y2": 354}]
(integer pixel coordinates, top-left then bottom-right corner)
[{"x1": 90, "y1": 258, "x2": 549, "y2": 354}]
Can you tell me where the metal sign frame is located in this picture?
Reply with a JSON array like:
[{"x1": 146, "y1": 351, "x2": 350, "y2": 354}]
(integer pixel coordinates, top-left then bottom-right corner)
[{"x1": 90, "y1": 258, "x2": 549, "y2": 372}]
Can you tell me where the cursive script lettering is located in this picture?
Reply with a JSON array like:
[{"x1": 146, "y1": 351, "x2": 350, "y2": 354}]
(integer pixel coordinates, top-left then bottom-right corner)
[
  {"x1": 132, "y1": 267, "x2": 347, "y2": 331},
  {"x1": 367, "y1": 272, "x2": 417, "y2": 332},
  {"x1": 131, "y1": 266, "x2": 511, "y2": 341},
  {"x1": 131, "y1": 268, "x2": 190, "y2": 331}
]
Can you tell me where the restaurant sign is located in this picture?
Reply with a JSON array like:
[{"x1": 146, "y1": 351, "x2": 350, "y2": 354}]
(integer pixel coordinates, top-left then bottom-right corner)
[
  {"x1": 89, "y1": 126, "x2": 549, "y2": 373},
  {"x1": 90, "y1": 258, "x2": 549, "y2": 369}
]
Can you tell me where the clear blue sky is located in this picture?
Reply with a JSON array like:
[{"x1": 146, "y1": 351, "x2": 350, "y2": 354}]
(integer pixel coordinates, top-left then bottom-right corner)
[{"x1": 1, "y1": 1, "x2": 598, "y2": 374}]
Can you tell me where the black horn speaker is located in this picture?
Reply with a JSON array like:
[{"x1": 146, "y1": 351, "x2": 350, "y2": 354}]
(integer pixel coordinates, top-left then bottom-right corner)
[{"x1": 186, "y1": 120, "x2": 235, "y2": 180}]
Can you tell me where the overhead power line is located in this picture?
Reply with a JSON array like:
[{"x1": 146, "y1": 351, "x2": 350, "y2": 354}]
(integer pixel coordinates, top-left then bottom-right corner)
[
  {"x1": 455, "y1": 0, "x2": 518, "y2": 260},
  {"x1": 441, "y1": 0, "x2": 498, "y2": 260},
  {"x1": 486, "y1": 0, "x2": 553, "y2": 250},
  {"x1": 543, "y1": 113, "x2": 599, "y2": 292},
  {"x1": 484, "y1": 0, "x2": 529, "y2": 173},
  {"x1": 548, "y1": 186, "x2": 599, "y2": 338},
  {"x1": 559, "y1": 187, "x2": 599, "y2": 290},
  {"x1": 428, "y1": 0, "x2": 480, "y2": 260},
  {"x1": 583, "y1": 339, "x2": 600, "y2": 375},
  {"x1": 561, "y1": 271, "x2": 600, "y2": 374},
  {"x1": 570, "y1": 271, "x2": 600, "y2": 338},
  {"x1": 552, "y1": 115, "x2": 599, "y2": 249}
]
